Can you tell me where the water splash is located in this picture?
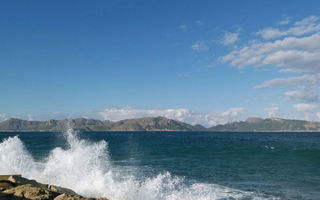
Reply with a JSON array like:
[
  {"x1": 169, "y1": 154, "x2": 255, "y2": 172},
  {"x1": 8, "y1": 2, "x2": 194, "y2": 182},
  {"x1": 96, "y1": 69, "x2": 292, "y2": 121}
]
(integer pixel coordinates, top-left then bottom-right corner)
[{"x1": 0, "y1": 128, "x2": 278, "y2": 200}]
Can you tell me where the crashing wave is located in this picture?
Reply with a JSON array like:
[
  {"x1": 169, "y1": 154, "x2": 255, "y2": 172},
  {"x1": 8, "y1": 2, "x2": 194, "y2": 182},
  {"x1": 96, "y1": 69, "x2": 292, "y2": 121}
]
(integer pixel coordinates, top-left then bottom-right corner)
[{"x1": 0, "y1": 128, "x2": 277, "y2": 200}]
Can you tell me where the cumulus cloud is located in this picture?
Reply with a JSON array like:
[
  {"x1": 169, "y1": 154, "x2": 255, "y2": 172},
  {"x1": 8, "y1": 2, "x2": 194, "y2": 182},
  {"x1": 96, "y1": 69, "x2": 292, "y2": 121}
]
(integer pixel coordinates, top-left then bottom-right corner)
[
  {"x1": 265, "y1": 104, "x2": 279, "y2": 117},
  {"x1": 221, "y1": 31, "x2": 239, "y2": 45},
  {"x1": 99, "y1": 107, "x2": 246, "y2": 127},
  {"x1": 191, "y1": 41, "x2": 209, "y2": 51},
  {"x1": 293, "y1": 103, "x2": 318, "y2": 120},
  {"x1": 222, "y1": 33, "x2": 320, "y2": 73},
  {"x1": 285, "y1": 86, "x2": 318, "y2": 102}
]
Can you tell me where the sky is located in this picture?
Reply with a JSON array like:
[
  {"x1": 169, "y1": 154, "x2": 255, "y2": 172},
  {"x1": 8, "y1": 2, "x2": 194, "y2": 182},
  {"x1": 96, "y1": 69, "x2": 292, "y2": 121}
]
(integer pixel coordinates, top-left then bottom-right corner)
[{"x1": 1, "y1": 0, "x2": 320, "y2": 126}]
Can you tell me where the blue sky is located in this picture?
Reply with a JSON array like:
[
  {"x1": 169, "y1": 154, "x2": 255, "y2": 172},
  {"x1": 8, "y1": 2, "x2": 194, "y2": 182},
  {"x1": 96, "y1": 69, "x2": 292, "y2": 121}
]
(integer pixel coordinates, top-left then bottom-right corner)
[{"x1": 1, "y1": 0, "x2": 320, "y2": 126}]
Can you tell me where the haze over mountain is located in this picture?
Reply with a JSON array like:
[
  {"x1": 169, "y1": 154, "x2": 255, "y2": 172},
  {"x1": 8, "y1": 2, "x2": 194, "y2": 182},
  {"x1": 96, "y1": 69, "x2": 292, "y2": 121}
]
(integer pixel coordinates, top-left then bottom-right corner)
[
  {"x1": 1, "y1": 117, "x2": 320, "y2": 132},
  {"x1": 209, "y1": 117, "x2": 320, "y2": 132},
  {"x1": 0, "y1": 117, "x2": 205, "y2": 132}
]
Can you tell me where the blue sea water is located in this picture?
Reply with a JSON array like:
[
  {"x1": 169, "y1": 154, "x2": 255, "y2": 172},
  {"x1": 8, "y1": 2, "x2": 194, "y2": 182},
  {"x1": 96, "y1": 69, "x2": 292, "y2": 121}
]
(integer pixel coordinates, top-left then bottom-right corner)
[{"x1": 0, "y1": 130, "x2": 319, "y2": 200}]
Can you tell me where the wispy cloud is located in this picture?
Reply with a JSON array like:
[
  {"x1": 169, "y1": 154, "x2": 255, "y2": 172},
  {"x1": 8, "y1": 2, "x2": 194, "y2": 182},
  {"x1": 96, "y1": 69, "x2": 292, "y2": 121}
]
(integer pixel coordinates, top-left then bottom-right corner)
[
  {"x1": 221, "y1": 31, "x2": 239, "y2": 46},
  {"x1": 191, "y1": 41, "x2": 209, "y2": 51},
  {"x1": 222, "y1": 15, "x2": 320, "y2": 109},
  {"x1": 254, "y1": 74, "x2": 320, "y2": 89},
  {"x1": 278, "y1": 16, "x2": 291, "y2": 26},
  {"x1": 196, "y1": 20, "x2": 205, "y2": 26},
  {"x1": 178, "y1": 73, "x2": 190, "y2": 78},
  {"x1": 178, "y1": 24, "x2": 188, "y2": 32},
  {"x1": 256, "y1": 16, "x2": 320, "y2": 39}
]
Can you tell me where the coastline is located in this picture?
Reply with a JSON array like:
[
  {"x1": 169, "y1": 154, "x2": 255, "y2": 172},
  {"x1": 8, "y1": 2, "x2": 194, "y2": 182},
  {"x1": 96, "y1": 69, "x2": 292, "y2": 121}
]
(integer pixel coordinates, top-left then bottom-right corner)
[
  {"x1": 2, "y1": 117, "x2": 320, "y2": 132},
  {"x1": 1, "y1": 130, "x2": 320, "y2": 133}
]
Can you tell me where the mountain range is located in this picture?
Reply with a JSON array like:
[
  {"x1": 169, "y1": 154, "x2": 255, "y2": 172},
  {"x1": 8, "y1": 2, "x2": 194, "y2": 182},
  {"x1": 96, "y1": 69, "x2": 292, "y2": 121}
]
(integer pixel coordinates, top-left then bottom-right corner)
[{"x1": 0, "y1": 117, "x2": 320, "y2": 132}]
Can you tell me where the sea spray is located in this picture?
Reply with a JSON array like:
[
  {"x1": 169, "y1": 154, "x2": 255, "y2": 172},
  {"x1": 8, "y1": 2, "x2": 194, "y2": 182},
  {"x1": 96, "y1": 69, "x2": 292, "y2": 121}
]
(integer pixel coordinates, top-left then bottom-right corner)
[
  {"x1": 0, "y1": 135, "x2": 38, "y2": 175},
  {"x1": 0, "y1": 128, "x2": 278, "y2": 200}
]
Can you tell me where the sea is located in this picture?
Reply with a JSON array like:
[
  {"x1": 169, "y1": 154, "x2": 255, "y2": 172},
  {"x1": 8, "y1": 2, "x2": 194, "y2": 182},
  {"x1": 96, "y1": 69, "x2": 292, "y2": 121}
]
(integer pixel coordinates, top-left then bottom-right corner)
[{"x1": 0, "y1": 128, "x2": 319, "y2": 200}]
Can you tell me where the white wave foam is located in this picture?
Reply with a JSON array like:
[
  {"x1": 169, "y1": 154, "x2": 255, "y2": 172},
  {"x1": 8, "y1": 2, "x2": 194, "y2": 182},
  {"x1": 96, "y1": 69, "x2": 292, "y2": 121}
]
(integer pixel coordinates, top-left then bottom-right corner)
[{"x1": 0, "y1": 128, "x2": 277, "y2": 200}]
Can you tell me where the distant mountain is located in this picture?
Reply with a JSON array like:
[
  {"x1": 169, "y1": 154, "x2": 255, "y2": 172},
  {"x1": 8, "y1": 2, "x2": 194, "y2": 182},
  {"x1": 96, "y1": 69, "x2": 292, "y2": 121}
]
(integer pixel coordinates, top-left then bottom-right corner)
[
  {"x1": 0, "y1": 117, "x2": 206, "y2": 132},
  {"x1": 209, "y1": 117, "x2": 320, "y2": 132},
  {"x1": 0, "y1": 117, "x2": 320, "y2": 132}
]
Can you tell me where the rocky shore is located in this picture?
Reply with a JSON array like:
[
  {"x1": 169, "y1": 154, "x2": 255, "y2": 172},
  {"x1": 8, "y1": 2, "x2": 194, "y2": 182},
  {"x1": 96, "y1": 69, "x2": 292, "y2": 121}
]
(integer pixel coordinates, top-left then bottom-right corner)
[{"x1": 0, "y1": 175, "x2": 108, "y2": 200}]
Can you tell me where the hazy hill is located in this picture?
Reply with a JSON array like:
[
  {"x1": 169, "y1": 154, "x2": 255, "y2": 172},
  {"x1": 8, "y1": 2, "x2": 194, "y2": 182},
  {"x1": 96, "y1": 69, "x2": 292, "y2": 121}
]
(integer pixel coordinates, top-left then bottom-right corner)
[
  {"x1": 1, "y1": 117, "x2": 320, "y2": 132},
  {"x1": 0, "y1": 117, "x2": 206, "y2": 132},
  {"x1": 209, "y1": 117, "x2": 320, "y2": 132}
]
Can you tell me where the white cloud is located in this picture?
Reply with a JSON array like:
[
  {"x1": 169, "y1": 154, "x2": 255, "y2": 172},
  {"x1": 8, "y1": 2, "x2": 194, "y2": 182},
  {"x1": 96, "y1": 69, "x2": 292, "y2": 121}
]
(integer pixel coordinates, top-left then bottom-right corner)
[
  {"x1": 293, "y1": 103, "x2": 318, "y2": 120},
  {"x1": 27, "y1": 114, "x2": 34, "y2": 121},
  {"x1": 100, "y1": 107, "x2": 191, "y2": 122},
  {"x1": 254, "y1": 74, "x2": 320, "y2": 89},
  {"x1": 257, "y1": 16, "x2": 320, "y2": 39},
  {"x1": 293, "y1": 103, "x2": 317, "y2": 112},
  {"x1": 265, "y1": 104, "x2": 279, "y2": 117},
  {"x1": 317, "y1": 112, "x2": 320, "y2": 121},
  {"x1": 222, "y1": 16, "x2": 320, "y2": 107},
  {"x1": 285, "y1": 86, "x2": 318, "y2": 102},
  {"x1": 99, "y1": 107, "x2": 245, "y2": 127},
  {"x1": 178, "y1": 24, "x2": 188, "y2": 32},
  {"x1": 278, "y1": 16, "x2": 291, "y2": 26},
  {"x1": 0, "y1": 114, "x2": 7, "y2": 121},
  {"x1": 256, "y1": 28, "x2": 285, "y2": 40},
  {"x1": 222, "y1": 33, "x2": 320, "y2": 73},
  {"x1": 219, "y1": 107, "x2": 245, "y2": 120},
  {"x1": 191, "y1": 41, "x2": 209, "y2": 51},
  {"x1": 221, "y1": 31, "x2": 239, "y2": 45}
]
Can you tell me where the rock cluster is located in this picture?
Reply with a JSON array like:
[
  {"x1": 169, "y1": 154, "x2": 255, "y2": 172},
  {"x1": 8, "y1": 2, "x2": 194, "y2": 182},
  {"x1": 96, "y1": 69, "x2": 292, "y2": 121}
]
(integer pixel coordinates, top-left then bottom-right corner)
[{"x1": 0, "y1": 175, "x2": 108, "y2": 200}]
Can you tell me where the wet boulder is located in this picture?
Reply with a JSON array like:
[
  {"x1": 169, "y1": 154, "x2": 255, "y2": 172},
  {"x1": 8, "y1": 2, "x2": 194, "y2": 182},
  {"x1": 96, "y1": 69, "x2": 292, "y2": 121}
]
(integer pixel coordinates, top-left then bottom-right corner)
[
  {"x1": 2, "y1": 184, "x2": 56, "y2": 200},
  {"x1": 0, "y1": 175, "x2": 108, "y2": 200}
]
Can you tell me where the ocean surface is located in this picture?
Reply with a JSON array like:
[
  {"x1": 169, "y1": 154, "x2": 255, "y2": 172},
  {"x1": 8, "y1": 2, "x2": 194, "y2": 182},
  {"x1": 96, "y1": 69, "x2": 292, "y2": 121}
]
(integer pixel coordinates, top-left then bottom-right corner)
[{"x1": 0, "y1": 129, "x2": 319, "y2": 200}]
